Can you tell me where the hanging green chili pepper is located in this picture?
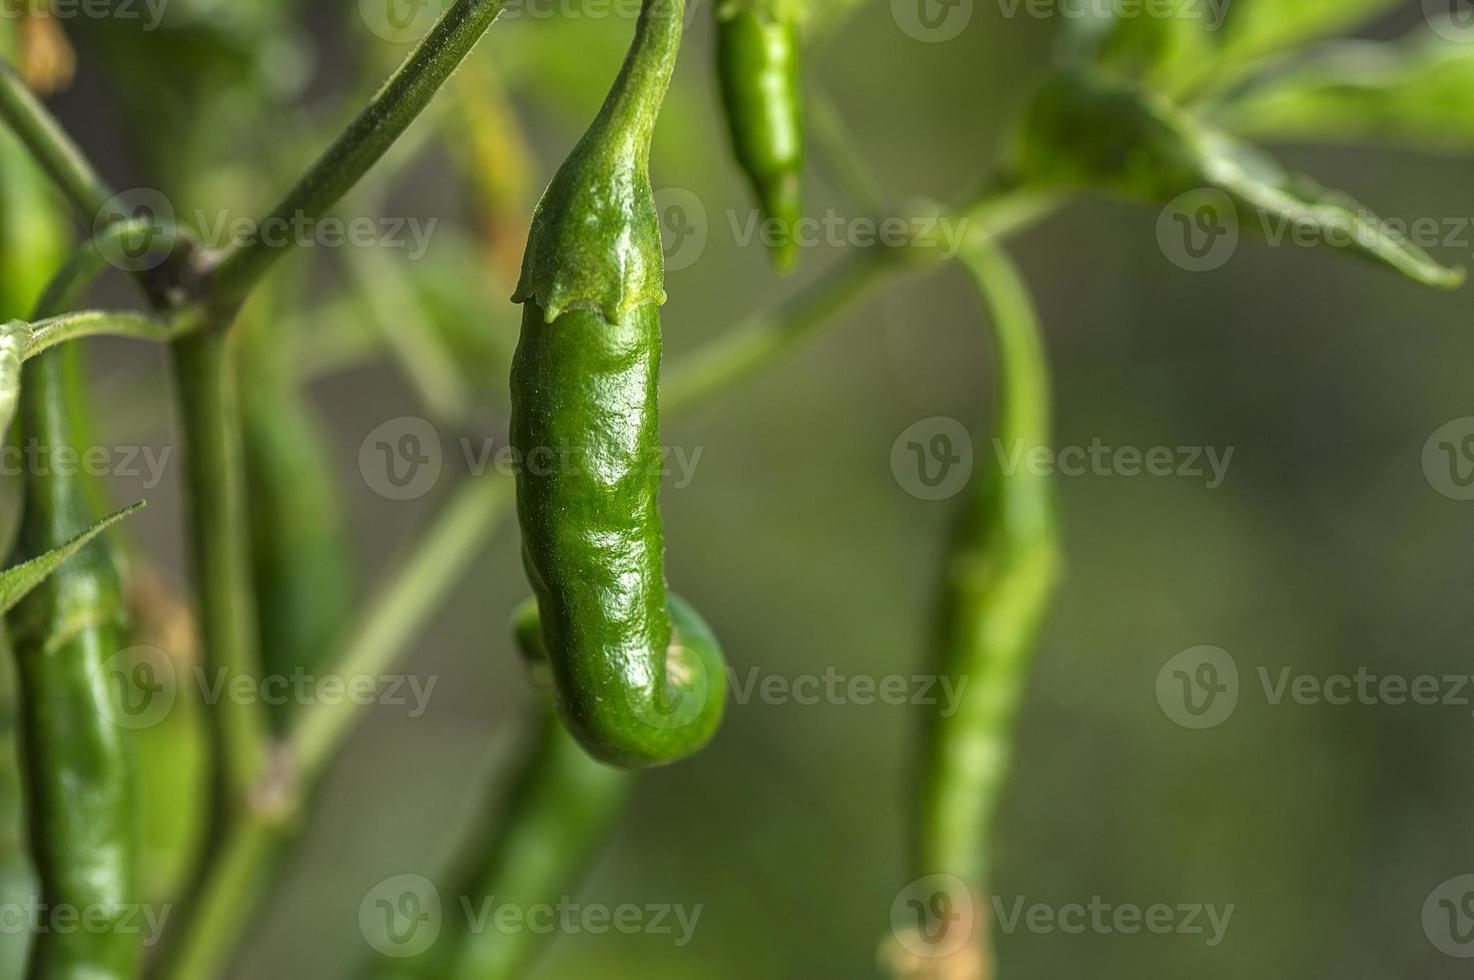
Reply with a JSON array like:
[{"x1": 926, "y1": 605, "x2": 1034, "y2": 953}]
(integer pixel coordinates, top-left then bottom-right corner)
[
  {"x1": 510, "y1": 0, "x2": 728, "y2": 769},
  {"x1": 716, "y1": 0, "x2": 805, "y2": 271},
  {"x1": 239, "y1": 284, "x2": 354, "y2": 727},
  {"x1": 886, "y1": 240, "x2": 1060, "y2": 979},
  {"x1": 12, "y1": 341, "x2": 140, "y2": 980},
  {"x1": 0, "y1": 28, "x2": 64, "y2": 976}
]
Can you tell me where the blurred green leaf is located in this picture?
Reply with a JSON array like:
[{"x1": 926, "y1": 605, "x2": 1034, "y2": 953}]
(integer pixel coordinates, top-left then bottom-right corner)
[
  {"x1": 1215, "y1": 0, "x2": 1401, "y2": 66},
  {"x1": 1012, "y1": 70, "x2": 1465, "y2": 288},
  {"x1": 1063, "y1": 0, "x2": 1403, "y2": 96},
  {"x1": 1061, "y1": 0, "x2": 1213, "y2": 91},
  {"x1": 1214, "y1": 22, "x2": 1474, "y2": 150}
]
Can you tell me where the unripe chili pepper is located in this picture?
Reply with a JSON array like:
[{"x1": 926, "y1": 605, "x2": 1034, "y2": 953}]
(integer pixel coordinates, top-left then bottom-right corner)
[
  {"x1": 12, "y1": 342, "x2": 140, "y2": 980},
  {"x1": 0, "y1": 36, "x2": 66, "y2": 977},
  {"x1": 510, "y1": 0, "x2": 728, "y2": 768},
  {"x1": 0, "y1": 429, "x2": 32, "y2": 980},
  {"x1": 886, "y1": 240, "x2": 1060, "y2": 980},
  {"x1": 716, "y1": 0, "x2": 805, "y2": 271},
  {"x1": 239, "y1": 289, "x2": 354, "y2": 727}
]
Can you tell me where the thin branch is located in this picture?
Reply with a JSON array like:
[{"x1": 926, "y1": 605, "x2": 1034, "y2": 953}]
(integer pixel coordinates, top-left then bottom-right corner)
[
  {"x1": 809, "y1": 85, "x2": 886, "y2": 217},
  {"x1": 663, "y1": 186, "x2": 1060, "y2": 413},
  {"x1": 0, "y1": 57, "x2": 112, "y2": 222},
  {"x1": 290, "y1": 471, "x2": 515, "y2": 786},
  {"x1": 207, "y1": 0, "x2": 510, "y2": 307},
  {"x1": 24, "y1": 310, "x2": 184, "y2": 354},
  {"x1": 662, "y1": 245, "x2": 910, "y2": 413}
]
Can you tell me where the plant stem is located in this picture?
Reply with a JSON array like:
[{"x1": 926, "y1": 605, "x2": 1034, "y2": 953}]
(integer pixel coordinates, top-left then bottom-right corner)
[
  {"x1": 662, "y1": 186, "x2": 1058, "y2": 414},
  {"x1": 662, "y1": 245, "x2": 912, "y2": 413},
  {"x1": 153, "y1": 818, "x2": 278, "y2": 980},
  {"x1": 290, "y1": 472, "x2": 514, "y2": 787},
  {"x1": 809, "y1": 85, "x2": 886, "y2": 217},
  {"x1": 207, "y1": 0, "x2": 509, "y2": 308},
  {"x1": 150, "y1": 472, "x2": 515, "y2": 980},
  {"x1": 0, "y1": 58, "x2": 111, "y2": 222},
  {"x1": 157, "y1": 328, "x2": 273, "y2": 980},
  {"x1": 24, "y1": 310, "x2": 183, "y2": 353},
  {"x1": 171, "y1": 329, "x2": 268, "y2": 808}
]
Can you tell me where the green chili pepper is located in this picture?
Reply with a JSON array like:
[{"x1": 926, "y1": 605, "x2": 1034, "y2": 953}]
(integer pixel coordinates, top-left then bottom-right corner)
[
  {"x1": 0, "y1": 427, "x2": 32, "y2": 980},
  {"x1": 510, "y1": 0, "x2": 727, "y2": 768},
  {"x1": 716, "y1": 0, "x2": 805, "y2": 271},
  {"x1": 0, "y1": 31, "x2": 67, "y2": 976},
  {"x1": 239, "y1": 288, "x2": 354, "y2": 727},
  {"x1": 12, "y1": 341, "x2": 139, "y2": 980},
  {"x1": 886, "y1": 240, "x2": 1061, "y2": 980}
]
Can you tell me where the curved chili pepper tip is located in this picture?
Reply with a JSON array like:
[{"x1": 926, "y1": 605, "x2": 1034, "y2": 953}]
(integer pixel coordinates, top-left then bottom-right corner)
[{"x1": 717, "y1": 4, "x2": 805, "y2": 273}]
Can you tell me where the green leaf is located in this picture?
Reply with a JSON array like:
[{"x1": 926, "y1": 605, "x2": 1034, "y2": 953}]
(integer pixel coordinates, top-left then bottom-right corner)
[
  {"x1": 1011, "y1": 70, "x2": 1465, "y2": 288},
  {"x1": 1216, "y1": 0, "x2": 1402, "y2": 66},
  {"x1": 1214, "y1": 24, "x2": 1474, "y2": 150},
  {"x1": 0, "y1": 500, "x2": 145, "y2": 616},
  {"x1": 1063, "y1": 0, "x2": 1403, "y2": 96},
  {"x1": 1061, "y1": 0, "x2": 1215, "y2": 91}
]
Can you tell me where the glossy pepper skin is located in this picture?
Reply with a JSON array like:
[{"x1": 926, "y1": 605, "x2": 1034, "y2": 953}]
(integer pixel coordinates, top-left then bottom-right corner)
[
  {"x1": 510, "y1": 0, "x2": 727, "y2": 769},
  {"x1": 12, "y1": 344, "x2": 139, "y2": 980},
  {"x1": 716, "y1": 0, "x2": 804, "y2": 271}
]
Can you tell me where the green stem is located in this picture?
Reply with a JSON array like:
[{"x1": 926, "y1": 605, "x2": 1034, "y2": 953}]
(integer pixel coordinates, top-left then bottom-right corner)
[
  {"x1": 152, "y1": 472, "x2": 515, "y2": 980},
  {"x1": 171, "y1": 329, "x2": 267, "y2": 807},
  {"x1": 338, "y1": 235, "x2": 476, "y2": 428},
  {"x1": 153, "y1": 330, "x2": 272, "y2": 980},
  {"x1": 0, "y1": 58, "x2": 112, "y2": 223},
  {"x1": 809, "y1": 85, "x2": 886, "y2": 217},
  {"x1": 25, "y1": 310, "x2": 182, "y2": 353},
  {"x1": 152, "y1": 819, "x2": 277, "y2": 980},
  {"x1": 662, "y1": 185, "x2": 1056, "y2": 415},
  {"x1": 892, "y1": 240, "x2": 1061, "y2": 979},
  {"x1": 207, "y1": 0, "x2": 509, "y2": 308},
  {"x1": 662, "y1": 245, "x2": 911, "y2": 413},
  {"x1": 289, "y1": 472, "x2": 514, "y2": 786}
]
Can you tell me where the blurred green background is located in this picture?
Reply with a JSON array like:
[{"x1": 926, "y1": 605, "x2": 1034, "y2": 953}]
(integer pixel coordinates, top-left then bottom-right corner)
[{"x1": 34, "y1": 0, "x2": 1474, "y2": 976}]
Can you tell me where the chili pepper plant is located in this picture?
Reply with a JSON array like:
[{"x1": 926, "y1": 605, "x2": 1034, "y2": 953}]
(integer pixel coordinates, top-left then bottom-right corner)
[{"x1": 0, "y1": 0, "x2": 1469, "y2": 978}]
